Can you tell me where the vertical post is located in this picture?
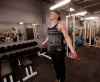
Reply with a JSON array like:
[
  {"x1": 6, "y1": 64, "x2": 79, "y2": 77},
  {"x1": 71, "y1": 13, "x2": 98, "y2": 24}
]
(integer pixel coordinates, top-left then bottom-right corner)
[
  {"x1": 3, "y1": 78, "x2": 7, "y2": 82},
  {"x1": 25, "y1": 67, "x2": 29, "y2": 76},
  {"x1": 72, "y1": 16, "x2": 76, "y2": 48},
  {"x1": 29, "y1": 66, "x2": 33, "y2": 74},
  {"x1": 66, "y1": 16, "x2": 69, "y2": 57},
  {"x1": 89, "y1": 21, "x2": 91, "y2": 45},
  {"x1": 94, "y1": 21, "x2": 97, "y2": 46},
  {"x1": 84, "y1": 21, "x2": 87, "y2": 44},
  {"x1": 9, "y1": 75, "x2": 13, "y2": 82},
  {"x1": 87, "y1": 21, "x2": 90, "y2": 44}
]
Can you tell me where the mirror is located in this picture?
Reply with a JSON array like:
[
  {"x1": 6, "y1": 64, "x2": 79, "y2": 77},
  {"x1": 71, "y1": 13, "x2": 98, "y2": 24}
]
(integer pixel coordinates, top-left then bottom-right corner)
[{"x1": 0, "y1": 23, "x2": 41, "y2": 44}]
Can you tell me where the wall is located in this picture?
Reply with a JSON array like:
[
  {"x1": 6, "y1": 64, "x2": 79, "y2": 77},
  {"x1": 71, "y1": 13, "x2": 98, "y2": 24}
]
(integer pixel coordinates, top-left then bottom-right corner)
[
  {"x1": 0, "y1": 0, "x2": 42, "y2": 24},
  {"x1": 0, "y1": 0, "x2": 44, "y2": 40}
]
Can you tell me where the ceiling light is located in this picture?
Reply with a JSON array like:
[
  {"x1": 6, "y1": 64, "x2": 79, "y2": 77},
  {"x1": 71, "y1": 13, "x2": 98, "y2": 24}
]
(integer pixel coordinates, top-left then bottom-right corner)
[
  {"x1": 66, "y1": 11, "x2": 87, "y2": 17},
  {"x1": 75, "y1": 11, "x2": 87, "y2": 16},
  {"x1": 69, "y1": 8, "x2": 75, "y2": 12},
  {"x1": 50, "y1": 0, "x2": 71, "y2": 10},
  {"x1": 84, "y1": 17, "x2": 98, "y2": 20},
  {"x1": 32, "y1": 24, "x2": 37, "y2": 26},
  {"x1": 19, "y1": 22, "x2": 24, "y2": 25}
]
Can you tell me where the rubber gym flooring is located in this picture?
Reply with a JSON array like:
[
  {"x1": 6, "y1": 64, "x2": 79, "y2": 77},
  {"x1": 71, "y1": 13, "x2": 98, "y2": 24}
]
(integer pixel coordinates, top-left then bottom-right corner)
[{"x1": 28, "y1": 46, "x2": 100, "y2": 82}]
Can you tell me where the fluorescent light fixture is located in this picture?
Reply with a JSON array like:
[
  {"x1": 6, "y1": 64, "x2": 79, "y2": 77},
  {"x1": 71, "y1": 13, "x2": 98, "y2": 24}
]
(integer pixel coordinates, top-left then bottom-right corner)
[
  {"x1": 19, "y1": 22, "x2": 24, "y2": 25},
  {"x1": 84, "y1": 17, "x2": 98, "y2": 20},
  {"x1": 32, "y1": 24, "x2": 37, "y2": 26},
  {"x1": 75, "y1": 11, "x2": 87, "y2": 16},
  {"x1": 66, "y1": 11, "x2": 87, "y2": 17},
  {"x1": 69, "y1": 8, "x2": 75, "y2": 12},
  {"x1": 32, "y1": 24, "x2": 35, "y2": 26},
  {"x1": 50, "y1": 0, "x2": 71, "y2": 10}
]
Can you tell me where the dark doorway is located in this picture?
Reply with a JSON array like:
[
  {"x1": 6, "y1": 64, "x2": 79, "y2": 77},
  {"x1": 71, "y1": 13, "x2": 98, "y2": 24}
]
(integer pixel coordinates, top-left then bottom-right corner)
[{"x1": 26, "y1": 28, "x2": 34, "y2": 40}]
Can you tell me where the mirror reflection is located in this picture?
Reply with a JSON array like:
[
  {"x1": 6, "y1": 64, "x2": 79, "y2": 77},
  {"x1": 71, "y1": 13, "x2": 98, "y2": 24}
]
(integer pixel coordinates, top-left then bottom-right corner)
[{"x1": 0, "y1": 23, "x2": 41, "y2": 44}]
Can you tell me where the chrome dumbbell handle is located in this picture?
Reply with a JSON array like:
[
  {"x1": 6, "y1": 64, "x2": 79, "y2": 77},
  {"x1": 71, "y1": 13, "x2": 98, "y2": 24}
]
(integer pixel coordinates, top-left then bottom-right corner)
[{"x1": 37, "y1": 51, "x2": 52, "y2": 60}]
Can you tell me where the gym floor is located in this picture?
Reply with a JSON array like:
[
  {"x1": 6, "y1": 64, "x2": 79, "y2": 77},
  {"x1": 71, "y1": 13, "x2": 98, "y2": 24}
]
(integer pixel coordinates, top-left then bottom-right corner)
[{"x1": 28, "y1": 46, "x2": 100, "y2": 82}]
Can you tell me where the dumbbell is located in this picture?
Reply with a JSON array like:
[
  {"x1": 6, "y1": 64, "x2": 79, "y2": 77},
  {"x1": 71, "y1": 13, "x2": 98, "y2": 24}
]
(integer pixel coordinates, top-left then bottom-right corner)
[{"x1": 0, "y1": 47, "x2": 5, "y2": 53}]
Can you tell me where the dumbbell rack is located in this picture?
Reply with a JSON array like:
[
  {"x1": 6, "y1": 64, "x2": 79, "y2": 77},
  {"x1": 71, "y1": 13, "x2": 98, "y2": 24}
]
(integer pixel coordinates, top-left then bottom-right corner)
[{"x1": 0, "y1": 40, "x2": 40, "y2": 82}]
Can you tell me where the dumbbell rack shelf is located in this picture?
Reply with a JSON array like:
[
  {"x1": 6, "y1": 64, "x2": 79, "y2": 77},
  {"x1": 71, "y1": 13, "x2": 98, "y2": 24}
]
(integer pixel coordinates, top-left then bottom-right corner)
[
  {"x1": 0, "y1": 46, "x2": 39, "y2": 58},
  {"x1": 0, "y1": 40, "x2": 40, "y2": 82}
]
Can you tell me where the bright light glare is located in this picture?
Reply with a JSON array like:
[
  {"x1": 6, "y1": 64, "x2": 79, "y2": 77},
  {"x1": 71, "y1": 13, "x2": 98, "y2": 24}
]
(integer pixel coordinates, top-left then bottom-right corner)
[
  {"x1": 66, "y1": 11, "x2": 87, "y2": 17},
  {"x1": 75, "y1": 11, "x2": 87, "y2": 16},
  {"x1": 32, "y1": 24, "x2": 36, "y2": 26},
  {"x1": 19, "y1": 22, "x2": 24, "y2": 25},
  {"x1": 69, "y1": 8, "x2": 75, "y2": 12},
  {"x1": 50, "y1": 0, "x2": 71, "y2": 10},
  {"x1": 84, "y1": 17, "x2": 98, "y2": 20}
]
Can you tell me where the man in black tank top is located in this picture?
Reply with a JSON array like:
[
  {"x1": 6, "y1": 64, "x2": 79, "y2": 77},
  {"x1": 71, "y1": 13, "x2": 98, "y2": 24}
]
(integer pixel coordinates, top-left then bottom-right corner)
[{"x1": 42, "y1": 11, "x2": 77, "y2": 82}]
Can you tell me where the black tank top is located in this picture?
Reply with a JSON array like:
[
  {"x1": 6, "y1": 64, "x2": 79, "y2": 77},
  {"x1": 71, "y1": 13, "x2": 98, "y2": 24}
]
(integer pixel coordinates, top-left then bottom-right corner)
[{"x1": 48, "y1": 24, "x2": 65, "y2": 52}]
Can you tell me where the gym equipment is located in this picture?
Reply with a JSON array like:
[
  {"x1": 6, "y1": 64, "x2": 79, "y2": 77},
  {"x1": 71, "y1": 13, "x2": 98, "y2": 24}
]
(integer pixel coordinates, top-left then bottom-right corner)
[
  {"x1": 38, "y1": 46, "x2": 51, "y2": 60},
  {"x1": 83, "y1": 20, "x2": 100, "y2": 46},
  {"x1": 32, "y1": 24, "x2": 41, "y2": 40},
  {"x1": 38, "y1": 51, "x2": 52, "y2": 60},
  {"x1": 75, "y1": 35, "x2": 84, "y2": 47},
  {"x1": 0, "y1": 40, "x2": 40, "y2": 82},
  {"x1": 22, "y1": 59, "x2": 37, "y2": 82},
  {"x1": 1, "y1": 55, "x2": 14, "y2": 82},
  {"x1": 66, "y1": 15, "x2": 82, "y2": 59}
]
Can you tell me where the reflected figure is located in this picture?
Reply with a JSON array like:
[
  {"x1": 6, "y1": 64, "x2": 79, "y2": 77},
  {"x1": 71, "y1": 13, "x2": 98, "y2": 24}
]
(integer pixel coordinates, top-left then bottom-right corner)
[{"x1": 11, "y1": 27, "x2": 18, "y2": 42}]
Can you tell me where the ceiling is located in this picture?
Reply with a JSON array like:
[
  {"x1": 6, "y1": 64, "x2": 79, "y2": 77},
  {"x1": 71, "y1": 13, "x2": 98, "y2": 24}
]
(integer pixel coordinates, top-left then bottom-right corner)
[
  {"x1": 72, "y1": 0, "x2": 100, "y2": 13},
  {"x1": 42, "y1": 0, "x2": 100, "y2": 14}
]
